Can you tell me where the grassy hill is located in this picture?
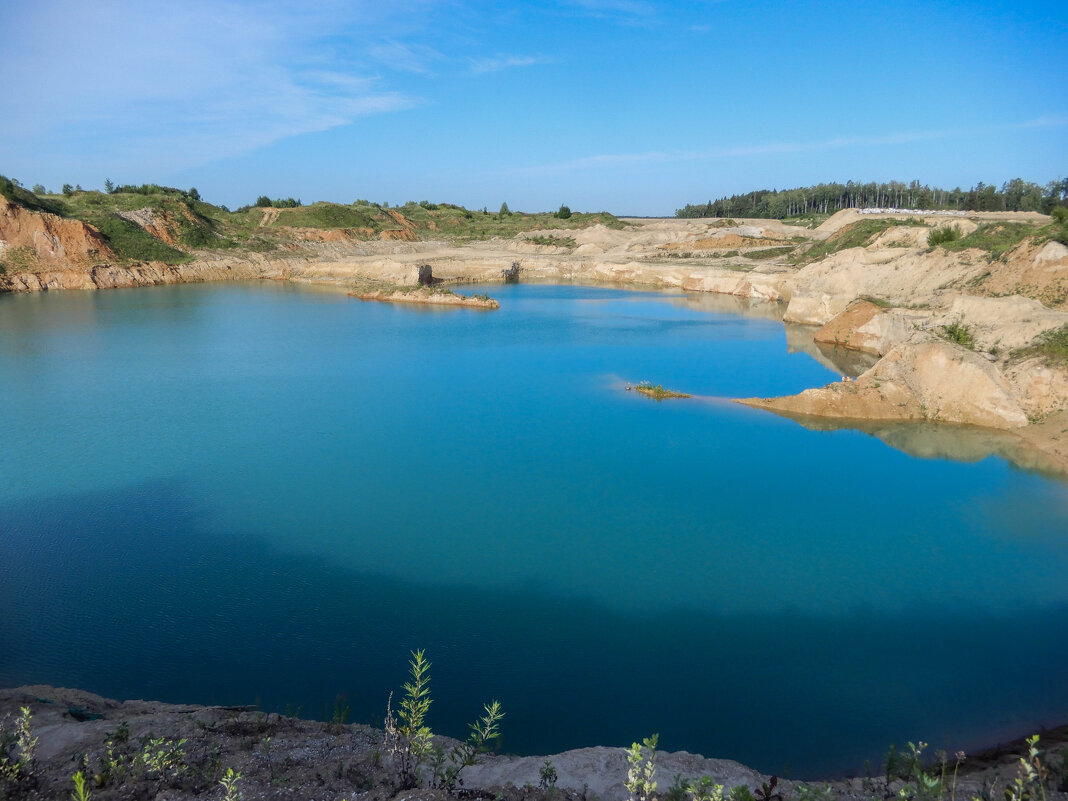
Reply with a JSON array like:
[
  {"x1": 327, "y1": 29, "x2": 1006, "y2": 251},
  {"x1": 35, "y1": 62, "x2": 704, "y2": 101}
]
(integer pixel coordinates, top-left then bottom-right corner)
[{"x1": 2, "y1": 177, "x2": 626, "y2": 268}]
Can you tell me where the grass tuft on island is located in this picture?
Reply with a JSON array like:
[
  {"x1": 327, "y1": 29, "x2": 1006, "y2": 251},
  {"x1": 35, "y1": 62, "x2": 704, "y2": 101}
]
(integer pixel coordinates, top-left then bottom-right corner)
[{"x1": 633, "y1": 380, "x2": 691, "y2": 400}]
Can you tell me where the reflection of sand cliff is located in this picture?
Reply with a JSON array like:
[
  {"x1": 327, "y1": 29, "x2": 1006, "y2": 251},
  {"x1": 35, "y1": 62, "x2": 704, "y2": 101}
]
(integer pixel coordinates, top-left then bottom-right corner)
[
  {"x1": 784, "y1": 323, "x2": 880, "y2": 377},
  {"x1": 769, "y1": 413, "x2": 1068, "y2": 477}
]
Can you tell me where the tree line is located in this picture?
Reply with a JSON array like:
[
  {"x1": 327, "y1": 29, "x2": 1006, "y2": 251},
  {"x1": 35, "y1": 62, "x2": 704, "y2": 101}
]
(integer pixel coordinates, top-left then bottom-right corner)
[{"x1": 676, "y1": 178, "x2": 1068, "y2": 219}]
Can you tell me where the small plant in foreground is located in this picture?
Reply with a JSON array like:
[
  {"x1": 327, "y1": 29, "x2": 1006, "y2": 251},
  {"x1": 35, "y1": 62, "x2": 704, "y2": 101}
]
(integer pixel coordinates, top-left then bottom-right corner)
[
  {"x1": 385, "y1": 649, "x2": 434, "y2": 788},
  {"x1": 689, "y1": 775, "x2": 727, "y2": 801},
  {"x1": 219, "y1": 767, "x2": 242, "y2": 801},
  {"x1": 754, "y1": 776, "x2": 783, "y2": 801},
  {"x1": 71, "y1": 771, "x2": 91, "y2": 801},
  {"x1": 432, "y1": 699, "x2": 505, "y2": 790},
  {"x1": 539, "y1": 759, "x2": 558, "y2": 790},
  {"x1": 1002, "y1": 736, "x2": 1050, "y2": 801},
  {"x1": 138, "y1": 736, "x2": 187, "y2": 781},
  {"x1": 795, "y1": 783, "x2": 835, "y2": 801},
  {"x1": 0, "y1": 706, "x2": 37, "y2": 786},
  {"x1": 625, "y1": 733, "x2": 659, "y2": 801},
  {"x1": 93, "y1": 737, "x2": 129, "y2": 787}
]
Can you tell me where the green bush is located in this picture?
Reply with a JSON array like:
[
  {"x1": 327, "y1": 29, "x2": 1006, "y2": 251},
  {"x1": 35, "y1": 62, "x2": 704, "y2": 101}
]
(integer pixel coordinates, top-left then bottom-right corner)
[
  {"x1": 940, "y1": 320, "x2": 975, "y2": 349},
  {"x1": 1051, "y1": 206, "x2": 1067, "y2": 223},
  {"x1": 928, "y1": 226, "x2": 962, "y2": 246},
  {"x1": 555, "y1": 204, "x2": 572, "y2": 219}
]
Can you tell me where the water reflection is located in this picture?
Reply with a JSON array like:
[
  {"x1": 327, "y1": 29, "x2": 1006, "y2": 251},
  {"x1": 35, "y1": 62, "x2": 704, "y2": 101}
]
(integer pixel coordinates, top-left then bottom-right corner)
[
  {"x1": 784, "y1": 324, "x2": 880, "y2": 377},
  {"x1": 772, "y1": 413, "x2": 1067, "y2": 478}
]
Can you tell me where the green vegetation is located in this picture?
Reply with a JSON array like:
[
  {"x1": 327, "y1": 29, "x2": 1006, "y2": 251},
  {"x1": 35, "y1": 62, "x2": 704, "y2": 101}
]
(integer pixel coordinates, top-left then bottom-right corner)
[
  {"x1": 745, "y1": 246, "x2": 794, "y2": 260},
  {"x1": 625, "y1": 734, "x2": 658, "y2": 801},
  {"x1": 792, "y1": 218, "x2": 925, "y2": 265},
  {"x1": 940, "y1": 222, "x2": 1035, "y2": 259},
  {"x1": 940, "y1": 320, "x2": 976, "y2": 349},
  {"x1": 0, "y1": 246, "x2": 36, "y2": 275},
  {"x1": 927, "y1": 226, "x2": 962, "y2": 246},
  {"x1": 634, "y1": 381, "x2": 692, "y2": 400},
  {"x1": 782, "y1": 213, "x2": 831, "y2": 229},
  {"x1": 0, "y1": 177, "x2": 628, "y2": 277},
  {"x1": 0, "y1": 707, "x2": 37, "y2": 789},
  {"x1": 539, "y1": 760, "x2": 558, "y2": 790},
  {"x1": 858, "y1": 295, "x2": 894, "y2": 308},
  {"x1": 218, "y1": 767, "x2": 242, "y2": 801},
  {"x1": 384, "y1": 649, "x2": 504, "y2": 791},
  {"x1": 70, "y1": 771, "x2": 91, "y2": 801},
  {"x1": 0, "y1": 174, "x2": 67, "y2": 216},
  {"x1": 253, "y1": 202, "x2": 377, "y2": 230},
  {"x1": 1014, "y1": 325, "x2": 1068, "y2": 366},
  {"x1": 527, "y1": 234, "x2": 578, "y2": 249},
  {"x1": 93, "y1": 215, "x2": 192, "y2": 264},
  {"x1": 5, "y1": 684, "x2": 1068, "y2": 801},
  {"x1": 677, "y1": 177, "x2": 1068, "y2": 219},
  {"x1": 254, "y1": 196, "x2": 301, "y2": 208},
  {"x1": 1040, "y1": 207, "x2": 1068, "y2": 246},
  {"x1": 138, "y1": 737, "x2": 188, "y2": 781}
]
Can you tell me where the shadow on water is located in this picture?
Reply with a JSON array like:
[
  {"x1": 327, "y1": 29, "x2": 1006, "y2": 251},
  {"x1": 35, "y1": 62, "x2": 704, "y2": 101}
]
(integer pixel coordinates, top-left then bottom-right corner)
[{"x1": 2, "y1": 481, "x2": 1067, "y2": 779}]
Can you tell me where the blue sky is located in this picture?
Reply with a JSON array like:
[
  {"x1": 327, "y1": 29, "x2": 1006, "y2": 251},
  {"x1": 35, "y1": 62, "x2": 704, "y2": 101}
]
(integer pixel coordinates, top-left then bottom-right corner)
[{"x1": 2, "y1": 0, "x2": 1065, "y2": 215}]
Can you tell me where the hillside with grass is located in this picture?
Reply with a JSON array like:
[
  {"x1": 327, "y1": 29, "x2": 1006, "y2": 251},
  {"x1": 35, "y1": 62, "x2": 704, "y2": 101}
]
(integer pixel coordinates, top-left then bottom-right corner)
[{"x1": 0, "y1": 176, "x2": 627, "y2": 276}]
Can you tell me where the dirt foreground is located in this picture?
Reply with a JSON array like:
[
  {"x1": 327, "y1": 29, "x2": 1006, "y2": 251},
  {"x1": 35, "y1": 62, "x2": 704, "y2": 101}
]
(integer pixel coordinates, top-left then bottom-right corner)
[{"x1": 2, "y1": 686, "x2": 1066, "y2": 801}]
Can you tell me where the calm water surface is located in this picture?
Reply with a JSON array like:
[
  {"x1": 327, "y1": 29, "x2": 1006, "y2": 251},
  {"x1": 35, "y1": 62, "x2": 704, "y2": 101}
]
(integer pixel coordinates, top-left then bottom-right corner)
[{"x1": 1, "y1": 282, "x2": 1067, "y2": 777}]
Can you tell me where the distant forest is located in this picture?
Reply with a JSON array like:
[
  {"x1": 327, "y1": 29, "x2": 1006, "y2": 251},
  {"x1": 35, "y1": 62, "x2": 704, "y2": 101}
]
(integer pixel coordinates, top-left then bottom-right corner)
[{"x1": 676, "y1": 178, "x2": 1068, "y2": 219}]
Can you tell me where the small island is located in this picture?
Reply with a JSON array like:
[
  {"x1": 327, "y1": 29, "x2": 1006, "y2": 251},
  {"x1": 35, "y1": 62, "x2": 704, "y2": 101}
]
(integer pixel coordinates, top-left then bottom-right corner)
[{"x1": 631, "y1": 380, "x2": 692, "y2": 400}]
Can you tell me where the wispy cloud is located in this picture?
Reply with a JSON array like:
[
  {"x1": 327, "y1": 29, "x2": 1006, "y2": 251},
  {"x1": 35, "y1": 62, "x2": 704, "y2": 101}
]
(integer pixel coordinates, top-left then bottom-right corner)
[
  {"x1": 565, "y1": 0, "x2": 655, "y2": 17},
  {"x1": 510, "y1": 118, "x2": 1068, "y2": 175},
  {"x1": 368, "y1": 39, "x2": 446, "y2": 75},
  {"x1": 1018, "y1": 114, "x2": 1068, "y2": 129},
  {"x1": 468, "y1": 54, "x2": 552, "y2": 74},
  {"x1": 2, "y1": 1, "x2": 422, "y2": 173},
  {"x1": 559, "y1": 0, "x2": 657, "y2": 25}
]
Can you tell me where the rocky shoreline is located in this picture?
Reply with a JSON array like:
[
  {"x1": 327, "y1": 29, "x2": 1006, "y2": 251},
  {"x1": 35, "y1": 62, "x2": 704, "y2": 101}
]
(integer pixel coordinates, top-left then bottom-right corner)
[{"x1": 2, "y1": 686, "x2": 1066, "y2": 801}]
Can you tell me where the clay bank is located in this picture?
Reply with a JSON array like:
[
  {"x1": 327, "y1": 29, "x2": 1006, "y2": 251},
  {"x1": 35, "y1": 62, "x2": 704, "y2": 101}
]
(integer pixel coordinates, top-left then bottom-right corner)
[{"x1": 2, "y1": 195, "x2": 1068, "y2": 475}]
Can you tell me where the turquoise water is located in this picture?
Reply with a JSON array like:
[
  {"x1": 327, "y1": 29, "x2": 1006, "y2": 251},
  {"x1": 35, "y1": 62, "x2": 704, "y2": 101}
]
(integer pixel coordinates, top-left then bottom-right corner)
[{"x1": 1, "y1": 282, "x2": 1067, "y2": 777}]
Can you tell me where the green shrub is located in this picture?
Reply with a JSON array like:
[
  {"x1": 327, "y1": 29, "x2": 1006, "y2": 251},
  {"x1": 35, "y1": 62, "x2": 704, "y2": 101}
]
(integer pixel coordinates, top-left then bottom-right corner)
[
  {"x1": 1051, "y1": 206, "x2": 1068, "y2": 223},
  {"x1": 624, "y1": 734, "x2": 658, "y2": 801},
  {"x1": 940, "y1": 320, "x2": 975, "y2": 349},
  {"x1": 555, "y1": 204, "x2": 572, "y2": 219},
  {"x1": 928, "y1": 226, "x2": 962, "y2": 246}
]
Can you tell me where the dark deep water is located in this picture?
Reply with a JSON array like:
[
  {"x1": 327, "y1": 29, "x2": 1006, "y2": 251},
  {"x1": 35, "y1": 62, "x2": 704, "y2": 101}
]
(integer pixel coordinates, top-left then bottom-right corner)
[{"x1": 1, "y1": 282, "x2": 1067, "y2": 777}]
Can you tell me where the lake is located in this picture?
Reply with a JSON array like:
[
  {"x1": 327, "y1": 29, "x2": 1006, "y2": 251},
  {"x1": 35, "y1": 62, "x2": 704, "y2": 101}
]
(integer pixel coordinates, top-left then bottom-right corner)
[{"x1": 1, "y1": 281, "x2": 1067, "y2": 777}]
